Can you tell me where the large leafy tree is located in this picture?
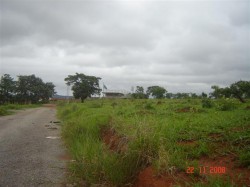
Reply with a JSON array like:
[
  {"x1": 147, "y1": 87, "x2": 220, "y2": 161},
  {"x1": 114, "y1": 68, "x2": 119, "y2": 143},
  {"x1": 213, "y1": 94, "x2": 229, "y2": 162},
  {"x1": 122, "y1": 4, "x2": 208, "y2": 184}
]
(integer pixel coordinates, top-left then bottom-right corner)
[
  {"x1": 210, "y1": 81, "x2": 250, "y2": 103},
  {"x1": 230, "y1": 80, "x2": 250, "y2": 103},
  {"x1": 15, "y1": 75, "x2": 55, "y2": 104},
  {"x1": 41, "y1": 82, "x2": 56, "y2": 102},
  {"x1": 146, "y1": 86, "x2": 167, "y2": 99},
  {"x1": 65, "y1": 73, "x2": 101, "y2": 102},
  {"x1": 210, "y1": 85, "x2": 224, "y2": 98},
  {"x1": 1, "y1": 74, "x2": 55, "y2": 104},
  {"x1": 0, "y1": 74, "x2": 16, "y2": 104}
]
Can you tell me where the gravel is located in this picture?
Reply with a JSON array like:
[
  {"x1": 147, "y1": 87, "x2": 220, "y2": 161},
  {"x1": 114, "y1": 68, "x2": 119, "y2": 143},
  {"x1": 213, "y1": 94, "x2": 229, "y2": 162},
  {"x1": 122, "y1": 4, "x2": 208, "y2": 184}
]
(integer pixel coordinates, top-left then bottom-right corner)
[{"x1": 0, "y1": 106, "x2": 67, "y2": 187}]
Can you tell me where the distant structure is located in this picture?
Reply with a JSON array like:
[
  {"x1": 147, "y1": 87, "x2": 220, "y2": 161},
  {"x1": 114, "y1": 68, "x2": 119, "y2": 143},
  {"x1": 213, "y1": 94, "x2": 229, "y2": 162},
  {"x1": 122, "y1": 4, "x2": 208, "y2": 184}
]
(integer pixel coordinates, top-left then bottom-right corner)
[
  {"x1": 102, "y1": 83, "x2": 130, "y2": 98},
  {"x1": 103, "y1": 90, "x2": 130, "y2": 98},
  {"x1": 50, "y1": 94, "x2": 74, "y2": 101}
]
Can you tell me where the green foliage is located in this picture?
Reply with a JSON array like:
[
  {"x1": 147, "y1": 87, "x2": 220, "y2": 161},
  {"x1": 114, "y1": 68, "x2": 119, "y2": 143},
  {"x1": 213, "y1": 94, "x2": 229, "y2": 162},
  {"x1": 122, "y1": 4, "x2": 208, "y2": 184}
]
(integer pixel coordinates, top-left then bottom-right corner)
[
  {"x1": 230, "y1": 80, "x2": 250, "y2": 103},
  {"x1": 146, "y1": 86, "x2": 167, "y2": 99},
  {"x1": 0, "y1": 104, "x2": 41, "y2": 116},
  {"x1": 0, "y1": 74, "x2": 16, "y2": 104},
  {"x1": 131, "y1": 86, "x2": 148, "y2": 99},
  {"x1": 0, "y1": 108, "x2": 9, "y2": 116},
  {"x1": 58, "y1": 99, "x2": 250, "y2": 186},
  {"x1": 143, "y1": 102, "x2": 155, "y2": 110},
  {"x1": 210, "y1": 80, "x2": 250, "y2": 103},
  {"x1": 201, "y1": 98, "x2": 213, "y2": 108},
  {"x1": 65, "y1": 73, "x2": 101, "y2": 103},
  {"x1": 216, "y1": 99, "x2": 236, "y2": 111},
  {"x1": 239, "y1": 151, "x2": 250, "y2": 168},
  {"x1": 0, "y1": 74, "x2": 55, "y2": 104}
]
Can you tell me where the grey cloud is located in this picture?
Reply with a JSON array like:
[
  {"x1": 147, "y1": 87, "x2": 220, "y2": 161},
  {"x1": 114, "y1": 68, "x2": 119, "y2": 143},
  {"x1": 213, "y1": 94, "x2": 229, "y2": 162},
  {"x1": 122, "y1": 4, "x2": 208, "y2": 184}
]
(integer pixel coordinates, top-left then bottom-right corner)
[{"x1": 0, "y1": 0, "x2": 249, "y2": 95}]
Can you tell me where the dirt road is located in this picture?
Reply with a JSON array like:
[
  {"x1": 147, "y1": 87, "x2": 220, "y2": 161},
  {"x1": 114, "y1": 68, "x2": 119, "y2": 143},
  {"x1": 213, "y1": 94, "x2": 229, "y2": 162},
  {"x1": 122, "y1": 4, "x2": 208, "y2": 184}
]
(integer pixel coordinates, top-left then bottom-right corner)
[{"x1": 0, "y1": 106, "x2": 67, "y2": 187}]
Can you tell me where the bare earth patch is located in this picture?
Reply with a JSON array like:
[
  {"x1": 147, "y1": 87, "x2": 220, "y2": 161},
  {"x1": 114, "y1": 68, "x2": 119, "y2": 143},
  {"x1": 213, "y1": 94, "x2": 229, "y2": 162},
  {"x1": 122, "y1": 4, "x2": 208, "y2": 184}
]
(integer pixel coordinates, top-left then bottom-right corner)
[
  {"x1": 100, "y1": 127, "x2": 128, "y2": 153},
  {"x1": 133, "y1": 166, "x2": 194, "y2": 187},
  {"x1": 199, "y1": 154, "x2": 250, "y2": 186},
  {"x1": 177, "y1": 139, "x2": 197, "y2": 146}
]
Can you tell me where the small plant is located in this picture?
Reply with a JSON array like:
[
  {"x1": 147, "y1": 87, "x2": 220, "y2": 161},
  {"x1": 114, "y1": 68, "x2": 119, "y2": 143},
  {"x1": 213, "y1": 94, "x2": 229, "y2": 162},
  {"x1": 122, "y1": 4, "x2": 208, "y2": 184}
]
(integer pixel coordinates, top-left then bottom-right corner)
[{"x1": 201, "y1": 99, "x2": 213, "y2": 108}]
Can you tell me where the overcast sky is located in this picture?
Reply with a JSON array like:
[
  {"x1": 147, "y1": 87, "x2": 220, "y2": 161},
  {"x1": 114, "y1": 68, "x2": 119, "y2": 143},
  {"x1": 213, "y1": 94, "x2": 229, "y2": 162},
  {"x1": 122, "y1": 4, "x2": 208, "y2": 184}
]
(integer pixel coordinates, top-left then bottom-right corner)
[{"x1": 0, "y1": 0, "x2": 249, "y2": 95}]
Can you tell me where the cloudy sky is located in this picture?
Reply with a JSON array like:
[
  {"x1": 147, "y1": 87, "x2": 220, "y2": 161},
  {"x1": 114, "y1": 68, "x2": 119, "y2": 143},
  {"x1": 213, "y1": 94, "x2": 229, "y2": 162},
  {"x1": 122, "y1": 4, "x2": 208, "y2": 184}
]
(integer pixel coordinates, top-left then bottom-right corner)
[{"x1": 0, "y1": 0, "x2": 249, "y2": 95}]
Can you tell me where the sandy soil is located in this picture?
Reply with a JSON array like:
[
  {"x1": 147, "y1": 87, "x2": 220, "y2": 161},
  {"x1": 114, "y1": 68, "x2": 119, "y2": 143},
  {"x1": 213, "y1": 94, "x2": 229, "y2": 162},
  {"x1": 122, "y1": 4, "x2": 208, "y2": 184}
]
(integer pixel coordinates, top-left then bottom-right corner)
[{"x1": 0, "y1": 106, "x2": 67, "y2": 187}]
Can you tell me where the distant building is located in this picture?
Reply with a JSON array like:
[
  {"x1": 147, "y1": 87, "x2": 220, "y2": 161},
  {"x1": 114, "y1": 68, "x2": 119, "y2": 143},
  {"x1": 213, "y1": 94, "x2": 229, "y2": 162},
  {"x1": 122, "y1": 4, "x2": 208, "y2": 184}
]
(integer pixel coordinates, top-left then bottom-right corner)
[
  {"x1": 103, "y1": 90, "x2": 129, "y2": 98},
  {"x1": 50, "y1": 94, "x2": 74, "y2": 101}
]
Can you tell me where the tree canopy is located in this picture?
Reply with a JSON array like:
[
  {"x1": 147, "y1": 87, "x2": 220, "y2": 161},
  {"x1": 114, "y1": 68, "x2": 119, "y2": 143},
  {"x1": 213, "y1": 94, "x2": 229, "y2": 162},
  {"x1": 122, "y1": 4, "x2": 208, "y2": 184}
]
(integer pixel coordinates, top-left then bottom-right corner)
[
  {"x1": 0, "y1": 74, "x2": 55, "y2": 104},
  {"x1": 0, "y1": 74, "x2": 16, "y2": 104},
  {"x1": 131, "y1": 86, "x2": 147, "y2": 99},
  {"x1": 65, "y1": 73, "x2": 101, "y2": 102},
  {"x1": 210, "y1": 80, "x2": 250, "y2": 103},
  {"x1": 146, "y1": 86, "x2": 167, "y2": 99}
]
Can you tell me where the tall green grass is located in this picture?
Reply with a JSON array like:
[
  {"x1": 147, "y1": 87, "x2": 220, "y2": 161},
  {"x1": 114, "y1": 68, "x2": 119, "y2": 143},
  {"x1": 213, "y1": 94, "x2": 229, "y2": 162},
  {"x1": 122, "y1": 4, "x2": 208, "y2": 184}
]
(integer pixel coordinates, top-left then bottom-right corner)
[{"x1": 58, "y1": 99, "x2": 250, "y2": 186}]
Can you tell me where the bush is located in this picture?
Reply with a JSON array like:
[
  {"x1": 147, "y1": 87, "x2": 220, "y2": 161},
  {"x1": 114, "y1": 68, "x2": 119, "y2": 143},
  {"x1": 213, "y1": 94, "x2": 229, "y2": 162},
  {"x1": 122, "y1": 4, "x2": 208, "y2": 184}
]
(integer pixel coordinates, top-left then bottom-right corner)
[
  {"x1": 216, "y1": 99, "x2": 236, "y2": 111},
  {"x1": 0, "y1": 108, "x2": 8, "y2": 116},
  {"x1": 143, "y1": 102, "x2": 155, "y2": 110},
  {"x1": 201, "y1": 99, "x2": 213, "y2": 108}
]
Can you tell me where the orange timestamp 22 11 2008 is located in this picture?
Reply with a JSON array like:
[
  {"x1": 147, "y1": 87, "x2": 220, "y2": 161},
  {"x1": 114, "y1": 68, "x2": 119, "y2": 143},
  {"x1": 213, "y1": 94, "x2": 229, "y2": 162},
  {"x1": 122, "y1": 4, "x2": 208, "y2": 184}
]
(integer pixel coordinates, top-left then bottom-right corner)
[{"x1": 186, "y1": 166, "x2": 226, "y2": 174}]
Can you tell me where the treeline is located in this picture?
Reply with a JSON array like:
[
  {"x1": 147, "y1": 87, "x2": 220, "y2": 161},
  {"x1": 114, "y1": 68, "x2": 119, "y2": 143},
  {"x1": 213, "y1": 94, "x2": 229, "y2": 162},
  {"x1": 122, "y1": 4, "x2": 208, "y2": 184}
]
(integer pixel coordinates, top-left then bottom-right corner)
[
  {"x1": 0, "y1": 74, "x2": 56, "y2": 104},
  {"x1": 131, "y1": 86, "x2": 206, "y2": 99},
  {"x1": 131, "y1": 80, "x2": 250, "y2": 103}
]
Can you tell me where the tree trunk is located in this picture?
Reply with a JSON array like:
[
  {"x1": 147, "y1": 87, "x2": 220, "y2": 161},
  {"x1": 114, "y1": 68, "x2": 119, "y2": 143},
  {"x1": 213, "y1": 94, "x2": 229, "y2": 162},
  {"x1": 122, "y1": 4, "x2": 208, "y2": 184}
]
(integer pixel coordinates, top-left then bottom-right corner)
[{"x1": 81, "y1": 98, "x2": 84, "y2": 103}]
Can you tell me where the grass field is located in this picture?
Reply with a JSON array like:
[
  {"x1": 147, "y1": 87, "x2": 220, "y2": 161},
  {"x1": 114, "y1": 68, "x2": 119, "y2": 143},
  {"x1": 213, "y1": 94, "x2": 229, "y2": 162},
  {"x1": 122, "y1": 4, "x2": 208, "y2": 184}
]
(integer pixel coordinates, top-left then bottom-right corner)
[
  {"x1": 58, "y1": 98, "x2": 250, "y2": 187},
  {"x1": 0, "y1": 104, "x2": 41, "y2": 116}
]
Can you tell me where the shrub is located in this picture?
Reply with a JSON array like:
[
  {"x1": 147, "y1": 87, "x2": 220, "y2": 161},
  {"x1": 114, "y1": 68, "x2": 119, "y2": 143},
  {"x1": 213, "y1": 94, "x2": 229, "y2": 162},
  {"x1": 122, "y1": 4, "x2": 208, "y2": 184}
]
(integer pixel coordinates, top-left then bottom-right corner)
[
  {"x1": 201, "y1": 99, "x2": 213, "y2": 108},
  {"x1": 143, "y1": 102, "x2": 155, "y2": 110},
  {"x1": 216, "y1": 99, "x2": 236, "y2": 111},
  {"x1": 0, "y1": 108, "x2": 8, "y2": 116}
]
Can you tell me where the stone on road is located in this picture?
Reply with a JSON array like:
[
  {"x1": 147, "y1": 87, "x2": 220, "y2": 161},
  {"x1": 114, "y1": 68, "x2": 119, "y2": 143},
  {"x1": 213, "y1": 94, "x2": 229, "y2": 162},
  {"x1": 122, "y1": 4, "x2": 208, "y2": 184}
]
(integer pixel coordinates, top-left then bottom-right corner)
[{"x1": 0, "y1": 106, "x2": 67, "y2": 187}]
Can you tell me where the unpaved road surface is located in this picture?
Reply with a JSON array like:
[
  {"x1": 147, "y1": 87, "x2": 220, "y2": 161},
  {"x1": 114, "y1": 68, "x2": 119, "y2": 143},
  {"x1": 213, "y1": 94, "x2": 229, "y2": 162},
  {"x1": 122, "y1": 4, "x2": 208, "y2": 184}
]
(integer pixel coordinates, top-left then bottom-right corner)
[{"x1": 0, "y1": 106, "x2": 67, "y2": 187}]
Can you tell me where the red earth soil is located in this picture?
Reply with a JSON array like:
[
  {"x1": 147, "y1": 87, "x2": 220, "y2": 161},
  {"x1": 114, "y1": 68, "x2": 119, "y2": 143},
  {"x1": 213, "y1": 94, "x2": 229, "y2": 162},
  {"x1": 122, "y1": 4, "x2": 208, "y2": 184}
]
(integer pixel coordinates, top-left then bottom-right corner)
[
  {"x1": 199, "y1": 154, "x2": 250, "y2": 186},
  {"x1": 177, "y1": 140, "x2": 197, "y2": 146},
  {"x1": 133, "y1": 166, "x2": 195, "y2": 187},
  {"x1": 175, "y1": 107, "x2": 192, "y2": 113},
  {"x1": 101, "y1": 127, "x2": 249, "y2": 186},
  {"x1": 100, "y1": 127, "x2": 128, "y2": 153}
]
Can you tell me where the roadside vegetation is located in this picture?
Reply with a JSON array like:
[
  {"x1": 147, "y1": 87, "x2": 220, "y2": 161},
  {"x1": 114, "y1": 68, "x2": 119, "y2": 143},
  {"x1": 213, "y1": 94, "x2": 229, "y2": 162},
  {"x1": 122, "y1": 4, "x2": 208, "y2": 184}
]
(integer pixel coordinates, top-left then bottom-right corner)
[
  {"x1": 0, "y1": 74, "x2": 55, "y2": 116},
  {"x1": 0, "y1": 74, "x2": 55, "y2": 105},
  {"x1": 58, "y1": 98, "x2": 250, "y2": 186},
  {"x1": 0, "y1": 104, "x2": 41, "y2": 116}
]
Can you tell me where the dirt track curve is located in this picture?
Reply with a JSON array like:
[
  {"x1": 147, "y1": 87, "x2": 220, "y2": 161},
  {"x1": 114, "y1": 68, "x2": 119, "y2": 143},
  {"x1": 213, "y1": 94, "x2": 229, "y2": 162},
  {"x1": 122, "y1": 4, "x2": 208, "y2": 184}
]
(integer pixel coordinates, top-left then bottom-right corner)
[{"x1": 0, "y1": 106, "x2": 67, "y2": 187}]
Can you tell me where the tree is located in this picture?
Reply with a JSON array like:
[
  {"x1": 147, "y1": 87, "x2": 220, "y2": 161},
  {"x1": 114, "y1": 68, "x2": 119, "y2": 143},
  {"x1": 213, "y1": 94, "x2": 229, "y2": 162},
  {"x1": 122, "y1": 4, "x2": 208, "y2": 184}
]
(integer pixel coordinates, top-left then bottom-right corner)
[
  {"x1": 230, "y1": 80, "x2": 250, "y2": 103},
  {"x1": 210, "y1": 81, "x2": 250, "y2": 103},
  {"x1": 201, "y1": 92, "x2": 207, "y2": 98},
  {"x1": 174, "y1": 92, "x2": 189, "y2": 99},
  {"x1": 16, "y1": 75, "x2": 55, "y2": 104},
  {"x1": 0, "y1": 74, "x2": 16, "y2": 104},
  {"x1": 39, "y1": 82, "x2": 56, "y2": 102},
  {"x1": 191, "y1": 93, "x2": 198, "y2": 98},
  {"x1": 210, "y1": 85, "x2": 224, "y2": 98},
  {"x1": 146, "y1": 86, "x2": 167, "y2": 99},
  {"x1": 165, "y1": 92, "x2": 173, "y2": 99},
  {"x1": 65, "y1": 73, "x2": 101, "y2": 102},
  {"x1": 131, "y1": 86, "x2": 147, "y2": 99}
]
